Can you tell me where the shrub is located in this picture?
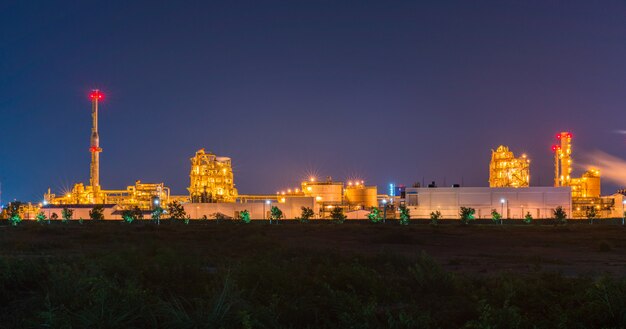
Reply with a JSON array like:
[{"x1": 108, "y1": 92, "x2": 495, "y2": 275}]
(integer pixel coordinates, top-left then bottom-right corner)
[
  {"x1": 9, "y1": 214, "x2": 21, "y2": 226},
  {"x1": 36, "y1": 211, "x2": 47, "y2": 224},
  {"x1": 399, "y1": 205, "x2": 410, "y2": 225},
  {"x1": 459, "y1": 207, "x2": 475, "y2": 224},
  {"x1": 89, "y1": 205, "x2": 105, "y2": 221},
  {"x1": 298, "y1": 207, "x2": 314, "y2": 223},
  {"x1": 330, "y1": 207, "x2": 346, "y2": 223},
  {"x1": 122, "y1": 210, "x2": 135, "y2": 223},
  {"x1": 270, "y1": 206, "x2": 283, "y2": 224},
  {"x1": 50, "y1": 212, "x2": 59, "y2": 221},
  {"x1": 430, "y1": 211, "x2": 442, "y2": 225},
  {"x1": 239, "y1": 210, "x2": 251, "y2": 223},
  {"x1": 491, "y1": 209, "x2": 501, "y2": 224},
  {"x1": 368, "y1": 207, "x2": 382, "y2": 223},
  {"x1": 62, "y1": 207, "x2": 73, "y2": 223},
  {"x1": 523, "y1": 212, "x2": 533, "y2": 224},
  {"x1": 553, "y1": 206, "x2": 567, "y2": 224},
  {"x1": 167, "y1": 201, "x2": 187, "y2": 220}
]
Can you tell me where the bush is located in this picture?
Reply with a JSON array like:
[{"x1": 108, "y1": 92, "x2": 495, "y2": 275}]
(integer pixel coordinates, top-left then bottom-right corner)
[
  {"x1": 89, "y1": 205, "x2": 105, "y2": 221},
  {"x1": 239, "y1": 210, "x2": 251, "y2": 223},
  {"x1": 553, "y1": 206, "x2": 567, "y2": 224},
  {"x1": 523, "y1": 212, "x2": 533, "y2": 224},
  {"x1": 35, "y1": 211, "x2": 47, "y2": 224},
  {"x1": 167, "y1": 201, "x2": 187, "y2": 220},
  {"x1": 368, "y1": 207, "x2": 383, "y2": 223},
  {"x1": 399, "y1": 205, "x2": 410, "y2": 225},
  {"x1": 270, "y1": 206, "x2": 282, "y2": 224},
  {"x1": 62, "y1": 207, "x2": 73, "y2": 223},
  {"x1": 298, "y1": 207, "x2": 314, "y2": 223},
  {"x1": 330, "y1": 207, "x2": 346, "y2": 223},
  {"x1": 459, "y1": 207, "x2": 475, "y2": 224},
  {"x1": 430, "y1": 211, "x2": 442, "y2": 225},
  {"x1": 491, "y1": 209, "x2": 501, "y2": 224}
]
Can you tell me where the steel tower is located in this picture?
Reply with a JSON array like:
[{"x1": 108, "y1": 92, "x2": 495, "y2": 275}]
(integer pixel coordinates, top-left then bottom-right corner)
[{"x1": 89, "y1": 90, "x2": 104, "y2": 201}]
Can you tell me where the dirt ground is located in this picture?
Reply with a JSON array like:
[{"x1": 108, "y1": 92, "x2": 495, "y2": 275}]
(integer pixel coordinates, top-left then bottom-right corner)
[{"x1": 1, "y1": 221, "x2": 625, "y2": 277}]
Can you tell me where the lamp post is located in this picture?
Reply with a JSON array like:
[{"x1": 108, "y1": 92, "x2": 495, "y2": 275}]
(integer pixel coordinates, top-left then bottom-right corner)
[
  {"x1": 154, "y1": 199, "x2": 160, "y2": 226},
  {"x1": 382, "y1": 199, "x2": 387, "y2": 223},
  {"x1": 265, "y1": 200, "x2": 271, "y2": 223},
  {"x1": 500, "y1": 198, "x2": 505, "y2": 225}
]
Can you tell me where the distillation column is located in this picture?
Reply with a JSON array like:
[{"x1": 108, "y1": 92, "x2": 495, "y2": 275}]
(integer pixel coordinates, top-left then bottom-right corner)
[
  {"x1": 89, "y1": 90, "x2": 104, "y2": 202},
  {"x1": 557, "y1": 132, "x2": 572, "y2": 186}
]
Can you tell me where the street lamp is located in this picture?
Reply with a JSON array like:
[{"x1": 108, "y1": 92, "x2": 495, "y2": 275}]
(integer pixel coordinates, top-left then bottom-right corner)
[
  {"x1": 500, "y1": 198, "x2": 505, "y2": 225},
  {"x1": 265, "y1": 200, "x2": 271, "y2": 223},
  {"x1": 382, "y1": 199, "x2": 388, "y2": 223}
]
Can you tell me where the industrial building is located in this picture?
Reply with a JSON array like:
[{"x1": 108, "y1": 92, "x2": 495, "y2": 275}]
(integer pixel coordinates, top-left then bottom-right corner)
[
  {"x1": 405, "y1": 187, "x2": 572, "y2": 219},
  {"x1": 489, "y1": 145, "x2": 530, "y2": 188}
]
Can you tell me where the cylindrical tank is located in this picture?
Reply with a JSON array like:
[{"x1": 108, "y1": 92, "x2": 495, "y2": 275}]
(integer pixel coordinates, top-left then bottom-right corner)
[
  {"x1": 301, "y1": 181, "x2": 343, "y2": 203},
  {"x1": 344, "y1": 185, "x2": 378, "y2": 208},
  {"x1": 582, "y1": 169, "x2": 601, "y2": 198}
]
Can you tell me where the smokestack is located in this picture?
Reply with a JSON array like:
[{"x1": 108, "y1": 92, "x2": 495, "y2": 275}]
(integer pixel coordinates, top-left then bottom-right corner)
[{"x1": 89, "y1": 90, "x2": 104, "y2": 199}]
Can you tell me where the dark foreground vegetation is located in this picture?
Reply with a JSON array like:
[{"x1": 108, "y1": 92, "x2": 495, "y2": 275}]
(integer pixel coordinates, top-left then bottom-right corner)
[{"x1": 1, "y1": 222, "x2": 625, "y2": 328}]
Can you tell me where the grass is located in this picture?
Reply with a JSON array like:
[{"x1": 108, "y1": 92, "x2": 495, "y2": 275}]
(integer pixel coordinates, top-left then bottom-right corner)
[{"x1": 0, "y1": 221, "x2": 626, "y2": 328}]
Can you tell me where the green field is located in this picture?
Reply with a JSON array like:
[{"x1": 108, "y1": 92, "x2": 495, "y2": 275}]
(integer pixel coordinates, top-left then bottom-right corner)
[{"x1": 1, "y1": 221, "x2": 625, "y2": 328}]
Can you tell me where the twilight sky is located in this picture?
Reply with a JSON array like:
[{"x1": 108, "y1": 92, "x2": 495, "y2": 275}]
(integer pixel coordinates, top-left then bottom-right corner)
[{"x1": 1, "y1": 0, "x2": 626, "y2": 202}]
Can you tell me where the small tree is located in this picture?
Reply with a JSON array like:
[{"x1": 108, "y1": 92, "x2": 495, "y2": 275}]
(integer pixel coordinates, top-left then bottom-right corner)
[
  {"x1": 399, "y1": 205, "x2": 410, "y2": 225},
  {"x1": 523, "y1": 211, "x2": 533, "y2": 224},
  {"x1": 586, "y1": 206, "x2": 597, "y2": 224},
  {"x1": 269, "y1": 206, "x2": 283, "y2": 224},
  {"x1": 430, "y1": 210, "x2": 442, "y2": 225},
  {"x1": 239, "y1": 210, "x2": 251, "y2": 223},
  {"x1": 89, "y1": 205, "x2": 105, "y2": 221},
  {"x1": 553, "y1": 206, "x2": 567, "y2": 224},
  {"x1": 151, "y1": 205, "x2": 164, "y2": 224},
  {"x1": 122, "y1": 209, "x2": 135, "y2": 223},
  {"x1": 298, "y1": 206, "x2": 314, "y2": 223},
  {"x1": 62, "y1": 207, "x2": 73, "y2": 223},
  {"x1": 132, "y1": 206, "x2": 144, "y2": 221},
  {"x1": 330, "y1": 207, "x2": 346, "y2": 223},
  {"x1": 367, "y1": 207, "x2": 383, "y2": 223},
  {"x1": 36, "y1": 211, "x2": 47, "y2": 224},
  {"x1": 167, "y1": 201, "x2": 187, "y2": 220},
  {"x1": 9, "y1": 213, "x2": 21, "y2": 226},
  {"x1": 459, "y1": 207, "x2": 475, "y2": 225},
  {"x1": 491, "y1": 209, "x2": 502, "y2": 224}
]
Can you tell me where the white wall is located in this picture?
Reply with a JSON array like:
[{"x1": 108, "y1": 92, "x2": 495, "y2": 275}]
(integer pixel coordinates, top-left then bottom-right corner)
[{"x1": 405, "y1": 187, "x2": 572, "y2": 219}]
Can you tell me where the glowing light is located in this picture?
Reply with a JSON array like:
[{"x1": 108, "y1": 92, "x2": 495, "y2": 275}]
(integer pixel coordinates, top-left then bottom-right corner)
[
  {"x1": 265, "y1": 200, "x2": 271, "y2": 205},
  {"x1": 315, "y1": 196, "x2": 322, "y2": 201},
  {"x1": 382, "y1": 199, "x2": 387, "y2": 204},
  {"x1": 500, "y1": 198, "x2": 505, "y2": 204},
  {"x1": 309, "y1": 176, "x2": 316, "y2": 182},
  {"x1": 89, "y1": 90, "x2": 104, "y2": 101}
]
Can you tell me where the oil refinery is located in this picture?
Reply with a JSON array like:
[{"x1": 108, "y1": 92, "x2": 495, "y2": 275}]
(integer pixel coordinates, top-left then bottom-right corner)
[{"x1": 3, "y1": 90, "x2": 626, "y2": 220}]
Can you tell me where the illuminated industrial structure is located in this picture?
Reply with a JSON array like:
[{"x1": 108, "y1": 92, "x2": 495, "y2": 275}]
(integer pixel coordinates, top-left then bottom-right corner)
[
  {"x1": 489, "y1": 145, "x2": 530, "y2": 188},
  {"x1": 188, "y1": 149, "x2": 238, "y2": 202},
  {"x1": 551, "y1": 131, "x2": 609, "y2": 217},
  {"x1": 552, "y1": 132, "x2": 601, "y2": 198},
  {"x1": 22, "y1": 89, "x2": 626, "y2": 220},
  {"x1": 44, "y1": 90, "x2": 173, "y2": 210}
]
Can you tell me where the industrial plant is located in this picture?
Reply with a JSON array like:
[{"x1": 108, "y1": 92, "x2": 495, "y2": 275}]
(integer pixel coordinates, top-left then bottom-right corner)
[{"x1": 4, "y1": 90, "x2": 625, "y2": 220}]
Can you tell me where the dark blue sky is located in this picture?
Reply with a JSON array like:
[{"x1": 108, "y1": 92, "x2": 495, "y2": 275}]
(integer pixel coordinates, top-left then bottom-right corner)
[{"x1": 1, "y1": 0, "x2": 626, "y2": 202}]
